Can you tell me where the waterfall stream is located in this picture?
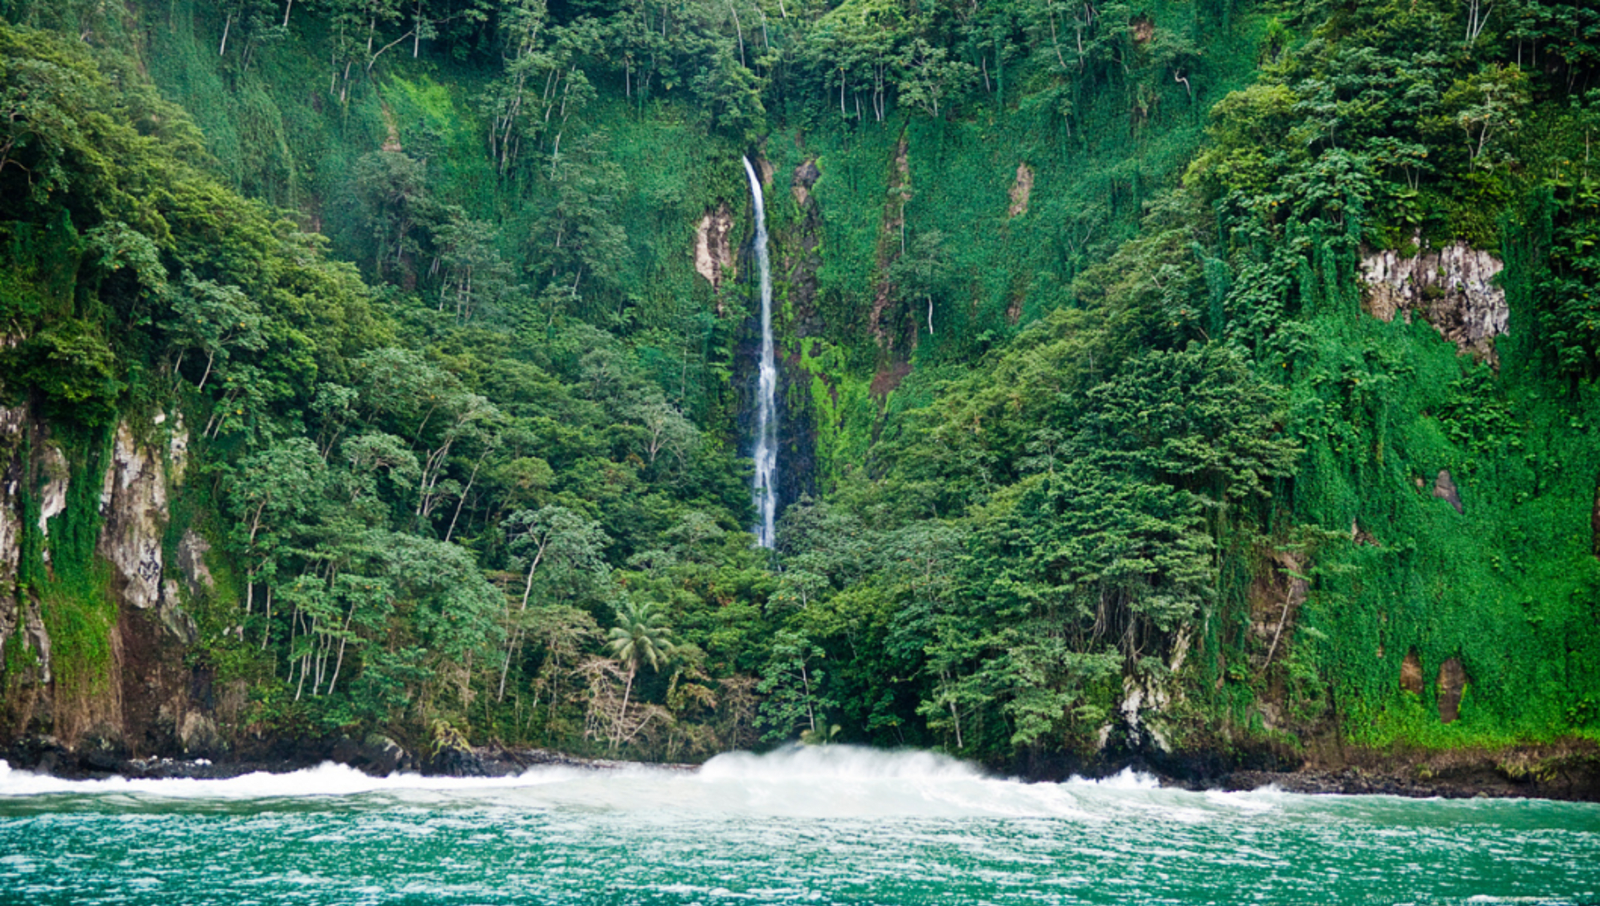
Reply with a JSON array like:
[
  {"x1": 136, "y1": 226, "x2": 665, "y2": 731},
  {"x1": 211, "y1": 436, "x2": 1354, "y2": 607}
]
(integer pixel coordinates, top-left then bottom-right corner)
[{"x1": 743, "y1": 157, "x2": 778, "y2": 549}]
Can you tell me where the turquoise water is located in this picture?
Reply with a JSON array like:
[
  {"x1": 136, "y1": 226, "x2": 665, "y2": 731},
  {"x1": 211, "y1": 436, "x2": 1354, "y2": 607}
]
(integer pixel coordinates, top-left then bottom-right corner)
[{"x1": 1, "y1": 747, "x2": 1597, "y2": 905}]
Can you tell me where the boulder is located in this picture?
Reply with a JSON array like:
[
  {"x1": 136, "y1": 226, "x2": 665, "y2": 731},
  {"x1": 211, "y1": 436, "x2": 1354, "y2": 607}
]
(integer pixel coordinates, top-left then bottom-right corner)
[
  {"x1": 361, "y1": 734, "x2": 410, "y2": 775},
  {"x1": 332, "y1": 734, "x2": 411, "y2": 776}
]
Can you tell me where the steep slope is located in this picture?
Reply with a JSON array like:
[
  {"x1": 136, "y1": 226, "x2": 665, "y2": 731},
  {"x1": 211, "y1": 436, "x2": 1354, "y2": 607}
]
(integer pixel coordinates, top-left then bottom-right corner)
[{"x1": 0, "y1": 0, "x2": 1596, "y2": 788}]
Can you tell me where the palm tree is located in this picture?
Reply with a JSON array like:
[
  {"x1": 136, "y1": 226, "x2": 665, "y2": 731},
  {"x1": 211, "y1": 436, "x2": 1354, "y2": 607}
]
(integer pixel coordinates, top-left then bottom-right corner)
[{"x1": 606, "y1": 598, "x2": 674, "y2": 749}]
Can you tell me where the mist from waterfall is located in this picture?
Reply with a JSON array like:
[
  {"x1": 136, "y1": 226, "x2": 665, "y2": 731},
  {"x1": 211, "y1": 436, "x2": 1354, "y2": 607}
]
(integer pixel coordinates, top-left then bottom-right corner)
[{"x1": 743, "y1": 156, "x2": 778, "y2": 549}]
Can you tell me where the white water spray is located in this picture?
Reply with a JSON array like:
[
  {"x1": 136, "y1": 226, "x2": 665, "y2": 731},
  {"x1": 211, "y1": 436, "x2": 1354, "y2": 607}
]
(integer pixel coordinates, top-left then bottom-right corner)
[
  {"x1": 0, "y1": 749, "x2": 1193, "y2": 820},
  {"x1": 743, "y1": 156, "x2": 778, "y2": 548}
]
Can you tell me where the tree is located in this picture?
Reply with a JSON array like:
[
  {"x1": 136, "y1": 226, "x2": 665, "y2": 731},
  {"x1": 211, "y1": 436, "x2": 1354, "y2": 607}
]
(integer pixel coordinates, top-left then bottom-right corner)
[
  {"x1": 889, "y1": 229, "x2": 950, "y2": 336},
  {"x1": 163, "y1": 271, "x2": 265, "y2": 391},
  {"x1": 757, "y1": 629, "x2": 834, "y2": 741},
  {"x1": 1440, "y1": 64, "x2": 1530, "y2": 169},
  {"x1": 497, "y1": 505, "x2": 609, "y2": 700},
  {"x1": 691, "y1": 46, "x2": 766, "y2": 137},
  {"x1": 895, "y1": 37, "x2": 976, "y2": 118},
  {"x1": 433, "y1": 215, "x2": 517, "y2": 324},
  {"x1": 605, "y1": 598, "x2": 676, "y2": 748},
  {"x1": 353, "y1": 151, "x2": 438, "y2": 282}
]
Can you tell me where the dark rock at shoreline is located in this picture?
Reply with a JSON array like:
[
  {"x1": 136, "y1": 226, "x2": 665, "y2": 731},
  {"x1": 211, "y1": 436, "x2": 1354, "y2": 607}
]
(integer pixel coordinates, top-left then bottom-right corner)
[
  {"x1": 999, "y1": 734, "x2": 1600, "y2": 803},
  {"x1": 7, "y1": 731, "x2": 1597, "y2": 802},
  {"x1": 330, "y1": 734, "x2": 412, "y2": 776},
  {"x1": 1196, "y1": 742, "x2": 1600, "y2": 802}
]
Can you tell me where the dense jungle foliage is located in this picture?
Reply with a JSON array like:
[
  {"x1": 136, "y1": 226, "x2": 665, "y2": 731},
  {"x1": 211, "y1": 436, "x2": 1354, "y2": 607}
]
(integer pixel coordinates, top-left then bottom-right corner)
[{"x1": 1, "y1": 0, "x2": 1598, "y2": 765}]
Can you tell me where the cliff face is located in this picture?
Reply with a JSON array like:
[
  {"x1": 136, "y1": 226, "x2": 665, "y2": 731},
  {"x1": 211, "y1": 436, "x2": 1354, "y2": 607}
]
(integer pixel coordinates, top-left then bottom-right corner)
[
  {"x1": 0, "y1": 407, "x2": 220, "y2": 761},
  {"x1": 1361, "y1": 243, "x2": 1510, "y2": 364}
]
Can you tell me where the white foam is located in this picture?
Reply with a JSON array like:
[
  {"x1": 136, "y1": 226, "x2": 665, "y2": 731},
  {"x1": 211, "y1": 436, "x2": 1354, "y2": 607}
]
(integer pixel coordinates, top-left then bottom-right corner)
[
  {"x1": 0, "y1": 749, "x2": 1226, "y2": 823},
  {"x1": 698, "y1": 745, "x2": 985, "y2": 783},
  {"x1": 1062, "y1": 766, "x2": 1163, "y2": 790},
  {"x1": 0, "y1": 758, "x2": 591, "y2": 800}
]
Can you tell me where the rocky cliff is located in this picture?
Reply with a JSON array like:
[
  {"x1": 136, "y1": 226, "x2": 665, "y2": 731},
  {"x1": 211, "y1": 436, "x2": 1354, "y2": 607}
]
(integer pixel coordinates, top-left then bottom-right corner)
[
  {"x1": 0, "y1": 408, "x2": 222, "y2": 763},
  {"x1": 1361, "y1": 242, "x2": 1510, "y2": 364}
]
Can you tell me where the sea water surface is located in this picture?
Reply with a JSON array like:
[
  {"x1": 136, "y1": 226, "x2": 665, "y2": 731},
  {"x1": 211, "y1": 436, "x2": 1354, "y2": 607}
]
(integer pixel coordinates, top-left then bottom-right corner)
[{"x1": 1, "y1": 746, "x2": 1597, "y2": 905}]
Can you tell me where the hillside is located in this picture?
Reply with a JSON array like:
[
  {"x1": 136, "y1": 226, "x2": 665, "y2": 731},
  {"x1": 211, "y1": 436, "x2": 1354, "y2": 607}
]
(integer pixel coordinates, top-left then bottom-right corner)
[{"x1": 0, "y1": 0, "x2": 1597, "y2": 788}]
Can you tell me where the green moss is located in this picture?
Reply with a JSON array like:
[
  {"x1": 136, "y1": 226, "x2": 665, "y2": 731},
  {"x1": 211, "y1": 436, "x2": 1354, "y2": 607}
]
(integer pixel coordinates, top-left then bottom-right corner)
[{"x1": 37, "y1": 566, "x2": 116, "y2": 700}]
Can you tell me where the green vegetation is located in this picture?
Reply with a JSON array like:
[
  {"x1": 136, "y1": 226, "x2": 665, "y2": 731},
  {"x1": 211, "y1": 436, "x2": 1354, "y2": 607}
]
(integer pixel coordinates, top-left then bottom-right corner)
[{"x1": 0, "y1": 0, "x2": 1597, "y2": 767}]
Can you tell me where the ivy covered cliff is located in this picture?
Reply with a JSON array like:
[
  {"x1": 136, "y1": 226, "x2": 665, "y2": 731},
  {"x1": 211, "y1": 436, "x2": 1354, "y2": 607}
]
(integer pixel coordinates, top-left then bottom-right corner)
[{"x1": 0, "y1": 0, "x2": 1597, "y2": 783}]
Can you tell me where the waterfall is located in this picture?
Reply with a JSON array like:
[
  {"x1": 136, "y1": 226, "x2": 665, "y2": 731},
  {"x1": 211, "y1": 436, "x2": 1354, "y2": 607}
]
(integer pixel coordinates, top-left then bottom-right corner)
[{"x1": 743, "y1": 156, "x2": 778, "y2": 549}]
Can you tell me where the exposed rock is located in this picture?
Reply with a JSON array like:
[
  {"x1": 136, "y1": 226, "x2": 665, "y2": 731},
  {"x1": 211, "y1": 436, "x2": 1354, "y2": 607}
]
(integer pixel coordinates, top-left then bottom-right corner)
[
  {"x1": 178, "y1": 711, "x2": 223, "y2": 756},
  {"x1": 117, "y1": 594, "x2": 201, "y2": 757},
  {"x1": 97, "y1": 422, "x2": 167, "y2": 611},
  {"x1": 1433, "y1": 469, "x2": 1463, "y2": 514},
  {"x1": 869, "y1": 132, "x2": 912, "y2": 343},
  {"x1": 22, "y1": 598, "x2": 51, "y2": 686},
  {"x1": 1401, "y1": 648, "x2": 1424, "y2": 695},
  {"x1": 158, "y1": 604, "x2": 198, "y2": 645},
  {"x1": 329, "y1": 733, "x2": 410, "y2": 775},
  {"x1": 694, "y1": 203, "x2": 734, "y2": 290},
  {"x1": 869, "y1": 360, "x2": 912, "y2": 399},
  {"x1": 0, "y1": 595, "x2": 53, "y2": 740},
  {"x1": 427, "y1": 744, "x2": 489, "y2": 777},
  {"x1": 1007, "y1": 162, "x2": 1034, "y2": 217},
  {"x1": 176, "y1": 529, "x2": 215, "y2": 600},
  {"x1": 1248, "y1": 550, "x2": 1308, "y2": 671},
  {"x1": 36, "y1": 442, "x2": 68, "y2": 542},
  {"x1": 1437, "y1": 657, "x2": 1468, "y2": 724},
  {"x1": 776, "y1": 157, "x2": 825, "y2": 514},
  {"x1": 0, "y1": 406, "x2": 25, "y2": 655},
  {"x1": 1350, "y1": 518, "x2": 1377, "y2": 546},
  {"x1": 792, "y1": 158, "x2": 820, "y2": 207},
  {"x1": 784, "y1": 158, "x2": 824, "y2": 329},
  {"x1": 362, "y1": 734, "x2": 410, "y2": 775},
  {"x1": 166, "y1": 412, "x2": 189, "y2": 486},
  {"x1": 1361, "y1": 243, "x2": 1508, "y2": 364}
]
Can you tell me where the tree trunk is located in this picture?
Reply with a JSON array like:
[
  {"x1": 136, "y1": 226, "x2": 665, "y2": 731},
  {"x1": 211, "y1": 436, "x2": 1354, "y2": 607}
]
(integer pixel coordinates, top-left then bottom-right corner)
[
  {"x1": 413, "y1": 0, "x2": 423, "y2": 57},
  {"x1": 614, "y1": 664, "x2": 636, "y2": 750}
]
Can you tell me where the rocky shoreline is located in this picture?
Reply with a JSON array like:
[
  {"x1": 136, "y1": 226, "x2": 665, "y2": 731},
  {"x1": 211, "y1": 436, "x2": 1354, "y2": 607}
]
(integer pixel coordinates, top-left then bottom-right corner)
[
  {"x1": 4, "y1": 734, "x2": 1598, "y2": 803},
  {"x1": 1156, "y1": 739, "x2": 1600, "y2": 802},
  {"x1": 1208, "y1": 743, "x2": 1600, "y2": 802},
  {"x1": 0, "y1": 734, "x2": 697, "y2": 782}
]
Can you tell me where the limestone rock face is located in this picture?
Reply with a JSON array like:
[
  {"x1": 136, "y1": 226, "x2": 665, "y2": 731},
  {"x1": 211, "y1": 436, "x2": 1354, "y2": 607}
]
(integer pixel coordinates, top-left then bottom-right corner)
[
  {"x1": 694, "y1": 203, "x2": 735, "y2": 290},
  {"x1": 0, "y1": 409, "x2": 213, "y2": 757},
  {"x1": 0, "y1": 409, "x2": 54, "y2": 720},
  {"x1": 97, "y1": 422, "x2": 168, "y2": 611},
  {"x1": 36, "y1": 443, "x2": 69, "y2": 552},
  {"x1": 1361, "y1": 243, "x2": 1509, "y2": 364}
]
